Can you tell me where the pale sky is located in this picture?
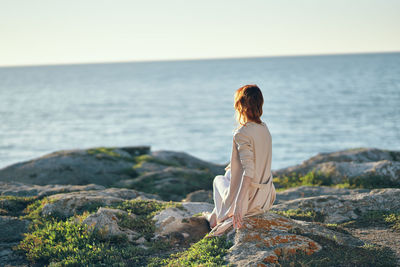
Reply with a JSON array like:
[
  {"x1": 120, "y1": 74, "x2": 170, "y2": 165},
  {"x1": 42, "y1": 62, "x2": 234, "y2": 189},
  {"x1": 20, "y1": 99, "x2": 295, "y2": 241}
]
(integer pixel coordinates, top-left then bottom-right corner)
[{"x1": 1, "y1": 0, "x2": 399, "y2": 67}]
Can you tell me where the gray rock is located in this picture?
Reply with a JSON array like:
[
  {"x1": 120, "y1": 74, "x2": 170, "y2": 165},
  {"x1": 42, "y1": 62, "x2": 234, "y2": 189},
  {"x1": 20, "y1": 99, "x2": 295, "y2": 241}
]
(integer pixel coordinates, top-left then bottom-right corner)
[
  {"x1": 116, "y1": 167, "x2": 219, "y2": 201},
  {"x1": 150, "y1": 150, "x2": 225, "y2": 175},
  {"x1": 152, "y1": 202, "x2": 214, "y2": 243},
  {"x1": 224, "y1": 211, "x2": 364, "y2": 266},
  {"x1": 41, "y1": 188, "x2": 161, "y2": 219},
  {"x1": 0, "y1": 146, "x2": 150, "y2": 186},
  {"x1": 273, "y1": 148, "x2": 400, "y2": 185},
  {"x1": 82, "y1": 207, "x2": 140, "y2": 242},
  {"x1": 183, "y1": 189, "x2": 213, "y2": 203},
  {"x1": 0, "y1": 216, "x2": 30, "y2": 242},
  {"x1": 0, "y1": 241, "x2": 29, "y2": 267},
  {"x1": 275, "y1": 185, "x2": 369, "y2": 204},
  {"x1": 0, "y1": 182, "x2": 105, "y2": 197},
  {"x1": 272, "y1": 188, "x2": 400, "y2": 223}
]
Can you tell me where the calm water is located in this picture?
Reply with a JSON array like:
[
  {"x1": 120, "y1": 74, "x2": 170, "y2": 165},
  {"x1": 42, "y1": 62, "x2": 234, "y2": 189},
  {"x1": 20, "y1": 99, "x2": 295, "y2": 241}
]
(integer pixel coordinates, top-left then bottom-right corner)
[{"x1": 1, "y1": 53, "x2": 399, "y2": 170}]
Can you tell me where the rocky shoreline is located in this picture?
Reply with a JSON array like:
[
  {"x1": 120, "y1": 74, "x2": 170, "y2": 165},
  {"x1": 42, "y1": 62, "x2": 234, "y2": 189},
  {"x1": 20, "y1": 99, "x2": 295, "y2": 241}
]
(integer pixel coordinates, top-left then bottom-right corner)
[{"x1": 0, "y1": 146, "x2": 399, "y2": 266}]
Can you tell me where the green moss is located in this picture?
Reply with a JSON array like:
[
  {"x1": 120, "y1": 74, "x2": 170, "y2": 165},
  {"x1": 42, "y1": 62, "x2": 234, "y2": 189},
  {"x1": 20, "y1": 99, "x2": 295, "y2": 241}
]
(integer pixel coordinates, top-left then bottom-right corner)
[
  {"x1": 345, "y1": 174, "x2": 400, "y2": 189},
  {"x1": 87, "y1": 147, "x2": 134, "y2": 162},
  {"x1": 281, "y1": 228, "x2": 397, "y2": 267},
  {"x1": 148, "y1": 233, "x2": 234, "y2": 267},
  {"x1": 132, "y1": 154, "x2": 180, "y2": 170},
  {"x1": 270, "y1": 208, "x2": 325, "y2": 223},
  {"x1": 274, "y1": 169, "x2": 400, "y2": 191},
  {"x1": 0, "y1": 196, "x2": 38, "y2": 216},
  {"x1": 273, "y1": 170, "x2": 333, "y2": 190}
]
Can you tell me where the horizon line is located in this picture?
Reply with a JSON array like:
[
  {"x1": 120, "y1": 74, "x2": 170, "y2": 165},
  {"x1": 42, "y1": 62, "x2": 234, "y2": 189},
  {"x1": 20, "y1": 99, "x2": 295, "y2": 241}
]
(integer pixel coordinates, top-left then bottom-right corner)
[{"x1": 1, "y1": 50, "x2": 399, "y2": 69}]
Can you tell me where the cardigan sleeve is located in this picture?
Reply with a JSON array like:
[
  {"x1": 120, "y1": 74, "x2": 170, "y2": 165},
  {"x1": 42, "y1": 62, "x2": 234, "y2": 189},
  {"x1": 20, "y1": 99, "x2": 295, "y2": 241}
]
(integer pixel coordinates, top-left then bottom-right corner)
[{"x1": 233, "y1": 131, "x2": 255, "y2": 179}]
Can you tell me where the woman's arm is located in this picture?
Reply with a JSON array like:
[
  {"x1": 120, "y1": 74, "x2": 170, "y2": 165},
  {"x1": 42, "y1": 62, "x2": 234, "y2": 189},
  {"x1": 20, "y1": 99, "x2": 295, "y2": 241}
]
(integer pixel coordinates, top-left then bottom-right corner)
[
  {"x1": 233, "y1": 132, "x2": 255, "y2": 179},
  {"x1": 232, "y1": 175, "x2": 252, "y2": 229},
  {"x1": 232, "y1": 131, "x2": 255, "y2": 229}
]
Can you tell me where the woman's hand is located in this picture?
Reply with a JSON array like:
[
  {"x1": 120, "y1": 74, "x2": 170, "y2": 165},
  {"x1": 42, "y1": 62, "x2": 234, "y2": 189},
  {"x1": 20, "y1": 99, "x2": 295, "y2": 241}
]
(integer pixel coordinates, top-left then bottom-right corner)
[{"x1": 233, "y1": 204, "x2": 244, "y2": 229}]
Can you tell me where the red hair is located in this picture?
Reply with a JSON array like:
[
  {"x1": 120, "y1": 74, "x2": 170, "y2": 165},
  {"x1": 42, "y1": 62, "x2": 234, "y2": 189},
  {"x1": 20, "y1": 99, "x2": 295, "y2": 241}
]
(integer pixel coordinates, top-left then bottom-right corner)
[{"x1": 234, "y1": 84, "x2": 264, "y2": 127}]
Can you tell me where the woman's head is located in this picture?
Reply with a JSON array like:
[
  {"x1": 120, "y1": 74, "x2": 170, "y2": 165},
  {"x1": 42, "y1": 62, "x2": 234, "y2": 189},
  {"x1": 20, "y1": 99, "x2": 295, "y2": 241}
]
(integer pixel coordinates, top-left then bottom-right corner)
[{"x1": 234, "y1": 84, "x2": 264, "y2": 126}]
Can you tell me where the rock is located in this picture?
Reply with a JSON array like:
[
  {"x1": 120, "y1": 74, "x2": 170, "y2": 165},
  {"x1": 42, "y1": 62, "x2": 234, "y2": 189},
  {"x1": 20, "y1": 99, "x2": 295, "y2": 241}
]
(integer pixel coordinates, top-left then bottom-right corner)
[
  {"x1": 116, "y1": 167, "x2": 219, "y2": 201},
  {"x1": 0, "y1": 146, "x2": 150, "y2": 186},
  {"x1": 135, "y1": 236, "x2": 147, "y2": 244},
  {"x1": 0, "y1": 182, "x2": 105, "y2": 197},
  {"x1": 0, "y1": 241, "x2": 29, "y2": 267},
  {"x1": 152, "y1": 202, "x2": 214, "y2": 243},
  {"x1": 82, "y1": 207, "x2": 140, "y2": 242},
  {"x1": 273, "y1": 148, "x2": 400, "y2": 186},
  {"x1": 183, "y1": 189, "x2": 213, "y2": 203},
  {"x1": 0, "y1": 147, "x2": 225, "y2": 202},
  {"x1": 223, "y1": 212, "x2": 364, "y2": 266},
  {"x1": 149, "y1": 150, "x2": 225, "y2": 175},
  {"x1": 272, "y1": 188, "x2": 400, "y2": 224},
  {"x1": 134, "y1": 161, "x2": 169, "y2": 174},
  {"x1": 0, "y1": 216, "x2": 30, "y2": 242},
  {"x1": 42, "y1": 188, "x2": 161, "y2": 219},
  {"x1": 275, "y1": 185, "x2": 369, "y2": 204}
]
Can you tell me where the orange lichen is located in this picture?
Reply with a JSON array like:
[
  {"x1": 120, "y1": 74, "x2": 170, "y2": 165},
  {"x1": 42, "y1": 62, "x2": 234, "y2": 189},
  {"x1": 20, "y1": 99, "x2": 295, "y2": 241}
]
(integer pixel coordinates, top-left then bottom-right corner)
[
  {"x1": 274, "y1": 248, "x2": 282, "y2": 256},
  {"x1": 245, "y1": 217, "x2": 293, "y2": 231},
  {"x1": 257, "y1": 263, "x2": 267, "y2": 267},
  {"x1": 308, "y1": 241, "x2": 318, "y2": 250},
  {"x1": 263, "y1": 255, "x2": 278, "y2": 263}
]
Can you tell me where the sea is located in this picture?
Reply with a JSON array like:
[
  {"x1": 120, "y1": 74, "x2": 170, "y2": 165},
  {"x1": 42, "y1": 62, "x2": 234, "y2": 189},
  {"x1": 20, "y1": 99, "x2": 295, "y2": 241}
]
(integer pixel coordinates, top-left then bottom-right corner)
[{"x1": 0, "y1": 52, "x2": 399, "y2": 170}]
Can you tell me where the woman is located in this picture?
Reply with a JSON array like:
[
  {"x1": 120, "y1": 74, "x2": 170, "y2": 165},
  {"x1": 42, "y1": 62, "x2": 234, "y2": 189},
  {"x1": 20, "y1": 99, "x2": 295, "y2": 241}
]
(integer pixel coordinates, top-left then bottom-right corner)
[{"x1": 204, "y1": 84, "x2": 276, "y2": 237}]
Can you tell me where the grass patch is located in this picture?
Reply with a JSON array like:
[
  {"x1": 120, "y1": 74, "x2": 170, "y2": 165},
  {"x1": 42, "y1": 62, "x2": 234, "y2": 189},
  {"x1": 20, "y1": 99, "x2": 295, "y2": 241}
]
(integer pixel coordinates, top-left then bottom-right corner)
[
  {"x1": 339, "y1": 210, "x2": 400, "y2": 231},
  {"x1": 274, "y1": 169, "x2": 400, "y2": 191},
  {"x1": 270, "y1": 208, "x2": 326, "y2": 223},
  {"x1": 0, "y1": 196, "x2": 38, "y2": 216},
  {"x1": 15, "y1": 199, "x2": 186, "y2": 266},
  {"x1": 341, "y1": 174, "x2": 400, "y2": 189},
  {"x1": 148, "y1": 233, "x2": 234, "y2": 266},
  {"x1": 15, "y1": 216, "x2": 173, "y2": 266},
  {"x1": 273, "y1": 170, "x2": 333, "y2": 190}
]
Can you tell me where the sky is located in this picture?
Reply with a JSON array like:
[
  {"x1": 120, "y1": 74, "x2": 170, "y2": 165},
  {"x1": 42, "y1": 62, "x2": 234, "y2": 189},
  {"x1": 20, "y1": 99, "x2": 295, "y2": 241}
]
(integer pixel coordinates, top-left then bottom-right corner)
[{"x1": 1, "y1": 0, "x2": 399, "y2": 67}]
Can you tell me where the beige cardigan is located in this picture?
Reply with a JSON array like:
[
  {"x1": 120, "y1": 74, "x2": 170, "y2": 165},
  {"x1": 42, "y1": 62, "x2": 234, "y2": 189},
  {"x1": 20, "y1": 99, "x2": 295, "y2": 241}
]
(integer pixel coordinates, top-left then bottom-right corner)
[{"x1": 207, "y1": 121, "x2": 276, "y2": 236}]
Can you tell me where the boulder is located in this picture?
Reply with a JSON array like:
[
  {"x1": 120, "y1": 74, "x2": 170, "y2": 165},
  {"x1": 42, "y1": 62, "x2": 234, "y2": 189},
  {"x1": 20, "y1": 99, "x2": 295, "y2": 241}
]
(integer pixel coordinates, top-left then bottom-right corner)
[
  {"x1": 223, "y1": 211, "x2": 364, "y2": 266},
  {"x1": 115, "y1": 167, "x2": 218, "y2": 201},
  {"x1": 271, "y1": 188, "x2": 400, "y2": 223},
  {"x1": 273, "y1": 148, "x2": 400, "y2": 186},
  {"x1": 0, "y1": 181, "x2": 105, "y2": 197},
  {"x1": 149, "y1": 150, "x2": 225, "y2": 175},
  {"x1": 82, "y1": 207, "x2": 140, "y2": 242},
  {"x1": 41, "y1": 188, "x2": 161, "y2": 219},
  {"x1": 275, "y1": 185, "x2": 369, "y2": 204},
  {"x1": 0, "y1": 147, "x2": 226, "y2": 200},
  {"x1": 152, "y1": 202, "x2": 214, "y2": 244},
  {"x1": 0, "y1": 146, "x2": 150, "y2": 186},
  {"x1": 0, "y1": 216, "x2": 30, "y2": 242}
]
